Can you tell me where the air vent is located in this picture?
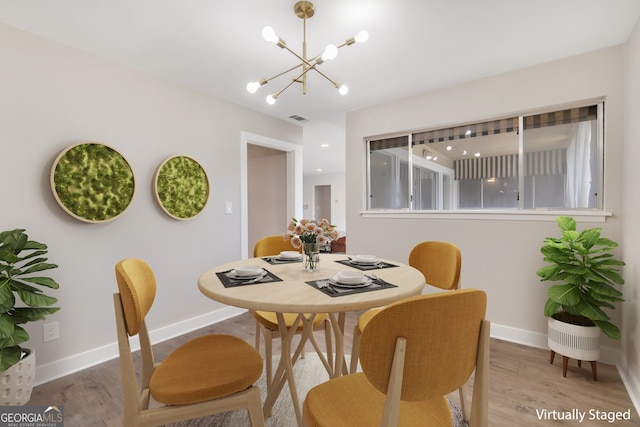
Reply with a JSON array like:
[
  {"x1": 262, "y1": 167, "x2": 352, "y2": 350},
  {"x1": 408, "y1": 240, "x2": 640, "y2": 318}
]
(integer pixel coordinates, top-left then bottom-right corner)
[{"x1": 289, "y1": 115, "x2": 309, "y2": 122}]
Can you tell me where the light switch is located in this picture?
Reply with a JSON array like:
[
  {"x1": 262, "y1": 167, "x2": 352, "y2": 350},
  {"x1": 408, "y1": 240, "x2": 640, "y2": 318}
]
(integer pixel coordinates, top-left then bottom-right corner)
[{"x1": 225, "y1": 202, "x2": 233, "y2": 214}]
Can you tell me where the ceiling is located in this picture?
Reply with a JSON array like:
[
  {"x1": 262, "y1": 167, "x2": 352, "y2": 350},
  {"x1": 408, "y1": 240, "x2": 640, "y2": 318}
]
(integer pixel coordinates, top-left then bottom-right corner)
[{"x1": 1, "y1": 0, "x2": 639, "y2": 174}]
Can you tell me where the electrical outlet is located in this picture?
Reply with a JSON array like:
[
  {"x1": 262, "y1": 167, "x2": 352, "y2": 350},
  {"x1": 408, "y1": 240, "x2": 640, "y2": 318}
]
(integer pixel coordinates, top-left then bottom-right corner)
[{"x1": 43, "y1": 321, "x2": 59, "y2": 342}]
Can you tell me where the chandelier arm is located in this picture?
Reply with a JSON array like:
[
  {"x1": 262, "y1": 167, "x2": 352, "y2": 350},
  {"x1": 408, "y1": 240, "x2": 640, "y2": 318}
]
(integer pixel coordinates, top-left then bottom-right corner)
[
  {"x1": 311, "y1": 67, "x2": 340, "y2": 87},
  {"x1": 261, "y1": 63, "x2": 305, "y2": 84},
  {"x1": 280, "y1": 44, "x2": 315, "y2": 67},
  {"x1": 273, "y1": 78, "x2": 299, "y2": 99},
  {"x1": 274, "y1": 64, "x2": 318, "y2": 98}
]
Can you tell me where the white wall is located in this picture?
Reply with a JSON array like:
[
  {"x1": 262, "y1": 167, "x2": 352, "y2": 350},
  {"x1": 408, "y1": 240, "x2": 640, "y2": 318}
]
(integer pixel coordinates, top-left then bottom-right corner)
[
  {"x1": 623, "y1": 17, "x2": 640, "y2": 410},
  {"x1": 0, "y1": 23, "x2": 302, "y2": 383},
  {"x1": 303, "y1": 172, "x2": 346, "y2": 234},
  {"x1": 302, "y1": 121, "x2": 347, "y2": 233},
  {"x1": 346, "y1": 46, "x2": 626, "y2": 361}
]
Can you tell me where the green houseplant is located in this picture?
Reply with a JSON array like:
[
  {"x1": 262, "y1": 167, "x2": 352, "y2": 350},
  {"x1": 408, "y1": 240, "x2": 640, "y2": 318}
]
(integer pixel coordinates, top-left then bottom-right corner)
[
  {"x1": 0, "y1": 229, "x2": 60, "y2": 371},
  {"x1": 537, "y1": 216, "x2": 625, "y2": 340}
]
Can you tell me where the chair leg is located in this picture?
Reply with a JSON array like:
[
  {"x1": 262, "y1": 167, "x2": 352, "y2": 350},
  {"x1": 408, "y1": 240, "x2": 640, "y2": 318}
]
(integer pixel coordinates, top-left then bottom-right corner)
[
  {"x1": 324, "y1": 320, "x2": 333, "y2": 370},
  {"x1": 247, "y1": 386, "x2": 266, "y2": 427},
  {"x1": 350, "y1": 323, "x2": 361, "y2": 373},
  {"x1": 254, "y1": 320, "x2": 261, "y2": 353},
  {"x1": 263, "y1": 327, "x2": 273, "y2": 412},
  {"x1": 458, "y1": 386, "x2": 469, "y2": 422}
]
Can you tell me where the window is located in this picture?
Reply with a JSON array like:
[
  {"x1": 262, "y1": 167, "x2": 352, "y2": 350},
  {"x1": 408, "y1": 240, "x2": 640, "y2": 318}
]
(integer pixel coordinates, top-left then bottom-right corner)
[{"x1": 366, "y1": 102, "x2": 603, "y2": 211}]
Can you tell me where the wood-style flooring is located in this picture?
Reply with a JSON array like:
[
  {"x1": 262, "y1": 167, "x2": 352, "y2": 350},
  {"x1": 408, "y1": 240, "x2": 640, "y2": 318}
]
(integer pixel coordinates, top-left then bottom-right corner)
[{"x1": 28, "y1": 310, "x2": 640, "y2": 426}]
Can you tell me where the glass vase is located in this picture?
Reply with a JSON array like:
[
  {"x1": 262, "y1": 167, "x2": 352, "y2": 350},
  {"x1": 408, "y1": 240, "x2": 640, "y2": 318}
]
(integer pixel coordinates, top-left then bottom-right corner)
[{"x1": 302, "y1": 242, "x2": 320, "y2": 272}]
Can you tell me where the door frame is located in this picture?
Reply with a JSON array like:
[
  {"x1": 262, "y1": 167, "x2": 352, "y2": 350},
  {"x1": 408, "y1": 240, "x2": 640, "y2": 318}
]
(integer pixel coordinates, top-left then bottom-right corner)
[{"x1": 241, "y1": 131, "x2": 303, "y2": 258}]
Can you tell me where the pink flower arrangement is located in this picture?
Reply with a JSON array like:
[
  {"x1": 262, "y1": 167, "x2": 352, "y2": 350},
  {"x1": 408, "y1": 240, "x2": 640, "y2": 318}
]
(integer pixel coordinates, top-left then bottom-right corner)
[{"x1": 284, "y1": 217, "x2": 338, "y2": 249}]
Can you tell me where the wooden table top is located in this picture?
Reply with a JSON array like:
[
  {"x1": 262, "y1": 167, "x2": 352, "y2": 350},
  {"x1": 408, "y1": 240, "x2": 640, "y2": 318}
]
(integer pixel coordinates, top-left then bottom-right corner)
[{"x1": 198, "y1": 253, "x2": 426, "y2": 313}]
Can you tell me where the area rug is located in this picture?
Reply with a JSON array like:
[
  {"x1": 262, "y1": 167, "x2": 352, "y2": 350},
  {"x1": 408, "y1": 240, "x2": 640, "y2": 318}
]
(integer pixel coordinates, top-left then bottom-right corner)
[{"x1": 166, "y1": 353, "x2": 468, "y2": 426}]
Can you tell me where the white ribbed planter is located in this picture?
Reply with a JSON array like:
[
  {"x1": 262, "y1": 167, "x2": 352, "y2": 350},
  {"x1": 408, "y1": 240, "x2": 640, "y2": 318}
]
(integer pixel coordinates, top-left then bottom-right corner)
[
  {"x1": 548, "y1": 318, "x2": 600, "y2": 361},
  {"x1": 1, "y1": 349, "x2": 35, "y2": 406}
]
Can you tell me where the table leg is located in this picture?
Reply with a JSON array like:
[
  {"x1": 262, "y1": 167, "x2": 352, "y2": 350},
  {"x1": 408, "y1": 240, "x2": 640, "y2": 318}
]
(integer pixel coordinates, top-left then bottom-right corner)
[
  {"x1": 328, "y1": 312, "x2": 346, "y2": 378},
  {"x1": 261, "y1": 312, "x2": 348, "y2": 426},
  {"x1": 262, "y1": 313, "x2": 305, "y2": 425}
]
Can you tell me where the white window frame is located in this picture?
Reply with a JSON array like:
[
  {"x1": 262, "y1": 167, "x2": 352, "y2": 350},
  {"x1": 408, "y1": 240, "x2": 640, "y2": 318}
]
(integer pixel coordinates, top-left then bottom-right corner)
[{"x1": 363, "y1": 101, "x2": 609, "y2": 222}]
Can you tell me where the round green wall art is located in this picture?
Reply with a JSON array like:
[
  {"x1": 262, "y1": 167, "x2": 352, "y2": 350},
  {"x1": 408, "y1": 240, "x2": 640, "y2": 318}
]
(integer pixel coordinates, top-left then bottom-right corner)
[
  {"x1": 50, "y1": 142, "x2": 135, "y2": 223},
  {"x1": 154, "y1": 155, "x2": 210, "y2": 220}
]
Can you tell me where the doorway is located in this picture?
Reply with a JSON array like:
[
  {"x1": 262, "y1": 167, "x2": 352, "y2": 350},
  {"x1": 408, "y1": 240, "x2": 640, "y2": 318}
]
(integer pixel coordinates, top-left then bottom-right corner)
[
  {"x1": 240, "y1": 132, "x2": 303, "y2": 259},
  {"x1": 314, "y1": 185, "x2": 331, "y2": 223},
  {"x1": 247, "y1": 145, "x2": 287, "y2": 255}
]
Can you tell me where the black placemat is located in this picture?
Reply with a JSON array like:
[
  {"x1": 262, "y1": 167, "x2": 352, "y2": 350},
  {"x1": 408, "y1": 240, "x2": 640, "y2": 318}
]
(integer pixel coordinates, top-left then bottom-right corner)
[
  {"x1": 261, "y1": 256, "x2": 302, "y2": 265},
  {"x1": 216, "y1": 269, "x2": 283, "y2": 288},
  {"x1": 306, "y1": 277, "x2": 398, "y2": 297},
  {"x1": 335, "y1": 259, "x2": 398, "y2": 271}
]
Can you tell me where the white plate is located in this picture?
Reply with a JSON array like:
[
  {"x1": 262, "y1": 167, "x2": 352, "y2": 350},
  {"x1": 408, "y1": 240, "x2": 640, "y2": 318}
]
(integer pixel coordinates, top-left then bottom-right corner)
[
  {"x1": 279, "y1": 251, "x2": 302, "y2": 260},
  {"x1": 351, "y1": 255, "x2": 379, "y2": 265},
  {"x1": 336, "y1": 270, "x2": 365, "y2": 283},
  {"x1": 233, "y1": 265, "x2": 263, "y2": 276},
  {"x1": 354, "y1": 254, "x2": 378, "y2": 262},
  {"x1": 331, "y1": 275, "x2": 372, "y2": 288},
  {"x1": 228, "y1": 270, "x2": 266, "y2": 280}
]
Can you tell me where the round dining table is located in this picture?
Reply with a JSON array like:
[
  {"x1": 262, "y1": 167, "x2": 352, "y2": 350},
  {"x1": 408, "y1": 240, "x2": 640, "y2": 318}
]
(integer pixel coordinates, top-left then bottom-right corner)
[{"x1": 198, "y1": 253, "x2": 425, "y2": 426}]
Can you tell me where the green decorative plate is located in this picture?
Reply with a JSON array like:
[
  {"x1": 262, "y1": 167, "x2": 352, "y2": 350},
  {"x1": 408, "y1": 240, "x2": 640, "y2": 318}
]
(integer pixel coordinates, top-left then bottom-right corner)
[
  {"x1": 51, "y1": 142, "x2": 135, "y2": 223},
  {"x1": 154, "y1": 155, "x2": 209, "y2": 220}
]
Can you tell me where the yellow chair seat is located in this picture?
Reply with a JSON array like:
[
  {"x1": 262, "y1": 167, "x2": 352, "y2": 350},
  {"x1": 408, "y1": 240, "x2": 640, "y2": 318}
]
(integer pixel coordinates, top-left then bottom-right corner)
[
  {"x1": 356, "y1": 307, "x2": 381, "y2": 332},
  {"x1": 253, "y1": 310, "x2": 328, "y2": 332},
  {"x1": 304, "y1": 371, "x2": 453, "y2": 426},
  {"x1": 150, "y1": 334, "x2": 263, "y2": 405}
]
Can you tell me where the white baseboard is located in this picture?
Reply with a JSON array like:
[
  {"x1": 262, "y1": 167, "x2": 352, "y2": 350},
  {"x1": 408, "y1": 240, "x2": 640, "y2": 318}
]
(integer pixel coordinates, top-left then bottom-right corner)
[
  {"x1": 490, "y1": 322, "x2": 620, "y2": 366},
  {"x1": 617, "y1": 356, "x2": 640, "y2": 418},
  {"x1": 34, "y1": 306, "x2": 246, "y2": 386}
]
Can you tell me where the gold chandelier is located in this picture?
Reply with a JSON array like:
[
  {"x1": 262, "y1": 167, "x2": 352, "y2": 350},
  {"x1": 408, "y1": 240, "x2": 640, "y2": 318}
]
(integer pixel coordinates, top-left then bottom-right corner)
[{"x1": 246, "y1": 1, "x2": 368, "y2": 105}]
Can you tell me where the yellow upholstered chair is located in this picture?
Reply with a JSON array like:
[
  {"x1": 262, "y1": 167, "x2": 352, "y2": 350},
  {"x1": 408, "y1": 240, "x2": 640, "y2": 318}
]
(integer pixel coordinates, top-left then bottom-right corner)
[
  {"x1": 350, "y1": 241, "x2": 462, "y2": 370},
  {"x1": 114, "y1": 258, "x2": 265, "y2": 427},
  {"x1": 304, "y1": 289, "x2": 489, "y2": 427},
  {"x1": 252, "y1": 236, "x2": 332, "y2": 395},
  {"x1": 349, "y1": 241, "x2": 465, "y2": 415}
]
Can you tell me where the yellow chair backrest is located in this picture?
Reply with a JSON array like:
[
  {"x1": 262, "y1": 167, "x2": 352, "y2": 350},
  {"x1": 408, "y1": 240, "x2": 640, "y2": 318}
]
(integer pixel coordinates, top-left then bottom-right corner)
[
  {"x1": 408, "y1": 241, "x2": 461, "y2": 290},
  {"x1": 115, "y1": 258, "x2": 156, "y2": 336},
  {"x1": 359, "y1": 288, "x2": 486, "y2": 401},
  {"x1": 253, "y1": 235, "x2": 301, "y2": 257}
]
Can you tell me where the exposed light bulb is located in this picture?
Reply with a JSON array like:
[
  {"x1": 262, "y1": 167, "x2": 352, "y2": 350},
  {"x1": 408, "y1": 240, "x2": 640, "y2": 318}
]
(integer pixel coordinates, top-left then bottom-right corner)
[
  {"x1": 462, "y1": 150, "x2": 467, "y2": 155},
  {"x1": 354, "y1": 30, "x2": 369, "y2": 43},
  {"x1": 446, "y1": 146, "x2": 452, "y2": 151},
  {"x1": 432, "y1": 156, "x2": 438, "y2": 161},
  {"x1": 321, "y1": 44, "x2": 338, "y2": 61},
  {"x1": 266, "y1": 94, "x2": 277, "y2": 105},
  {"x1": 465, "y1": 130, "x2": 472, "y2": 136},
  {"x1": 246, "y1": 81, "x2": 260, "y2": 93},
  {"x1": 338, "y1": 84, "x2": 348, "y2": 95},
  {"x1": 262, "y1": 26, "x2": 278, "y2": 44},
  {"x1": 474, "y1": 152, "x2": 481, "y2": 157}
]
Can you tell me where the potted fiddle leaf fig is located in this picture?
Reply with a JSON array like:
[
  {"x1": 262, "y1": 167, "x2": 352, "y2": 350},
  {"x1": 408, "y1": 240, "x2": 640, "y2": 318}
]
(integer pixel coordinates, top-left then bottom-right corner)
[
  {"x1": 537, "y1": 216, "x2": 624, "y2": 365},
  {"x1": 0, "y1": 229, "x2": 60, "y2": 403}
]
